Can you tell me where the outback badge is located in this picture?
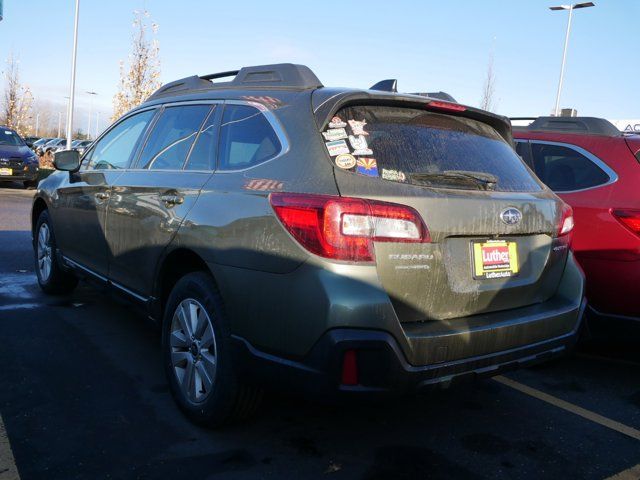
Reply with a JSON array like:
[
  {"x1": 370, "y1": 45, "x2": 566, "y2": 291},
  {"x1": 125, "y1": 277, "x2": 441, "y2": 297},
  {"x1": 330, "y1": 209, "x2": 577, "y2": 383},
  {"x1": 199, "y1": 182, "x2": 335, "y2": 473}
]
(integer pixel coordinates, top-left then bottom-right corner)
[{"x1": 500, "y1": 207, "x2": 522, "y2": 226}]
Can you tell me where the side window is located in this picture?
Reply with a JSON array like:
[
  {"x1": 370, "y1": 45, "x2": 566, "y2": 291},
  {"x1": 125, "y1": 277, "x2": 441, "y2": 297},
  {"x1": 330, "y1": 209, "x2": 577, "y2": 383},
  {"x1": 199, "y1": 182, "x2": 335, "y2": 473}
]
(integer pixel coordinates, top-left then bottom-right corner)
[
  {"x1": 530, "y1": 143, "x2": 611, "y2": 192},
  {"x1": 218, "y1": 105, "x2": 281, "y2": 171},
  {"x1": 185, "y1": 106, "x2": 218, "y2": 171},
  {"x1": 137, "y1": 105, "x2": 212, "y2": 170},
  {"x1": 83, "y1": 109, "x2": 155, "y2": 170}
]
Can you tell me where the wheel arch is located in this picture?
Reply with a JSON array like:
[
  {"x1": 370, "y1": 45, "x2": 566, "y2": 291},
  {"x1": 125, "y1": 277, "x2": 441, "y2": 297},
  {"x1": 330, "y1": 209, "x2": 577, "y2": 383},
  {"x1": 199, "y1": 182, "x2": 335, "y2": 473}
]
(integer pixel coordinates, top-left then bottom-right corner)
[
  {"x1": 31, "y1": 197, "x2": 49, "y2": 236},
  {"x1": 154, "y1": 247, "x2": 218, "y2": 320}
]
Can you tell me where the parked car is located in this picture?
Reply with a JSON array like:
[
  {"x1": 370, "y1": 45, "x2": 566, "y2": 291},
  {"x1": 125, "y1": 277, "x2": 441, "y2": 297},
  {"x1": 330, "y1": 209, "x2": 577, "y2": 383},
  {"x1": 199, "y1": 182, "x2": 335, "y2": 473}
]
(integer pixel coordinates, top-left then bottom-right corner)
[
  {"x1": 23, "y1": 136, "x2": 41, "y2": 148},
  {"x1": 71, "y1": 139, "x2": 92, "y2": 155},
  {"x1": 513, "y1": 116, "x2": 640, "y2": 334},
  {"x1": 32, "y1": 137, "x2": 54, "y2": 156},
  {"x1": 32, "y1": 64, "x2": 585, "y2": 427},
  {"x1": 0, "y1": 126, "x2": 39, "y2": 188},
  {"x1": 42, "y1": 138, "x2": 67, "y2": 155}
]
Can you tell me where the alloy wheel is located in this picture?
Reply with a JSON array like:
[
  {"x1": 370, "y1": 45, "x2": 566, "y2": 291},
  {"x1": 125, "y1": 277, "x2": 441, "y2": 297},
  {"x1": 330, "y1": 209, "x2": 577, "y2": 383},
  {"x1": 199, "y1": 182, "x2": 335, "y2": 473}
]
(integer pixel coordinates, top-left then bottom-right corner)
[
  {"x1": 37, "y1": 223, "x2": 52, "y2": 282},
  {"x1": 170, "y1": 298, "x2": 217, "y2": 403}
]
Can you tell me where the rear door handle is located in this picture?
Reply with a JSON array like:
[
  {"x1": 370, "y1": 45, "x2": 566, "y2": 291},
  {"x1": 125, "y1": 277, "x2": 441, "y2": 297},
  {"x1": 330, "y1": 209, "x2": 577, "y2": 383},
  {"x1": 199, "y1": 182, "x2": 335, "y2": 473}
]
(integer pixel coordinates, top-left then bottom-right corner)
[
  {"x1": 160, "y1": 194, "x2": 184, "y2": 206},
  {"x1": 95, "y1": 191, "x2": 110, "y2": 201}
]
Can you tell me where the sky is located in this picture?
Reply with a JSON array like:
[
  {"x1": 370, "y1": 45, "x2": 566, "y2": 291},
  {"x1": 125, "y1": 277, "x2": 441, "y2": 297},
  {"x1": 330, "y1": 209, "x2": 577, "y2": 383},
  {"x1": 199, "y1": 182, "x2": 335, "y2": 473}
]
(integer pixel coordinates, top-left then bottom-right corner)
[{"x1": 0, "y1": 0, "x2": 638, "y2": 135}]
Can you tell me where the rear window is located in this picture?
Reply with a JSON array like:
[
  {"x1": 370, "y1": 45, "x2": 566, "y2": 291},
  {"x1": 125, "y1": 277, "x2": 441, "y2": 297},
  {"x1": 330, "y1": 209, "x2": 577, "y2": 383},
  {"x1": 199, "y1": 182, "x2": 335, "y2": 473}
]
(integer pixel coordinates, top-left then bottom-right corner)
[{"x1": 322, "y1": 106, "x2": 541, "y2": 192}]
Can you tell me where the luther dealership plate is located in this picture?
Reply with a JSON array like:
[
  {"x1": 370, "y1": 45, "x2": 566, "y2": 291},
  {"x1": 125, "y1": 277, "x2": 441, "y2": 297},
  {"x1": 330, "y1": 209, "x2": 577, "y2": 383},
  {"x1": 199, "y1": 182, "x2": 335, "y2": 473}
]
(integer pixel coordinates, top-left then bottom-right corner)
[
  {"x1": 472, "y1": 240, "x2": 519, "y2": 279},
  {"x1": 0, "y1": 168, "x2": 12, "y2": 176}
]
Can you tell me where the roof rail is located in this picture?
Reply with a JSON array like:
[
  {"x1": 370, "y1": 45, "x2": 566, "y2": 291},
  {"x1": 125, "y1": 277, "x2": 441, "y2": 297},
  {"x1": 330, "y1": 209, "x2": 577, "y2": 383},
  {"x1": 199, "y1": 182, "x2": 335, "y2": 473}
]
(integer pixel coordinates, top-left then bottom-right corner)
[
  {"x1": 147, "y1": 63, "x2": 323, "y2": 101},
  {"x1": 513, "y1": 116, "x2": 621, "y2": 136}
]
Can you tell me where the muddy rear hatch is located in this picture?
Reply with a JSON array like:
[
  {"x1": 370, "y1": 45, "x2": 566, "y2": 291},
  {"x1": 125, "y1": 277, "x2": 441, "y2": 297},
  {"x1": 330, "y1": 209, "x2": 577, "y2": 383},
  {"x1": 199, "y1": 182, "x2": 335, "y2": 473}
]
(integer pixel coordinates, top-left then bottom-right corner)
[{"x1": 319, "y1": 102, "x2": 572, "y2": 322}]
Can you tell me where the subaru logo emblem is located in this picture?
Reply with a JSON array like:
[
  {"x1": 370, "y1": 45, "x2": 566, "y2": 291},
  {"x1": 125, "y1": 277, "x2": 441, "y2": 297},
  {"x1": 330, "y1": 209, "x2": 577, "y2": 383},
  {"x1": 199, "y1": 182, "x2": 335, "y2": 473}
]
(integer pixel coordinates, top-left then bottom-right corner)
[{"x1": 500, "y1": 207, "x2": 522, "y2": 225}]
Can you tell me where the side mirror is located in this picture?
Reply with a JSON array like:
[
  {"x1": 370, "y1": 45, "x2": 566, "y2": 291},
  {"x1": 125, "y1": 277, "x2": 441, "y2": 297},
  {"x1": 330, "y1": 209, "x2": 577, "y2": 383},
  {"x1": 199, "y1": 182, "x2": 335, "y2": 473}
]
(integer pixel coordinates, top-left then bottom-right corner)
[{"x1": 53, "y1": 150, "x2": 80, "y2": 172}]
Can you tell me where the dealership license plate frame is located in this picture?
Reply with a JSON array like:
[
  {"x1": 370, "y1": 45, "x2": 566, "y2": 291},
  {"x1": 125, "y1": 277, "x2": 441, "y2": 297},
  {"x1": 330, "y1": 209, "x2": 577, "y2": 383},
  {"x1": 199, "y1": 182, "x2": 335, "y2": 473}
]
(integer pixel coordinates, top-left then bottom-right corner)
[
  {"x1": 0, "y1": 168, "x2": 12, "y2": 176},
  {"x1": 471, "y1": 239, "x2": 519, "y2": 280}
]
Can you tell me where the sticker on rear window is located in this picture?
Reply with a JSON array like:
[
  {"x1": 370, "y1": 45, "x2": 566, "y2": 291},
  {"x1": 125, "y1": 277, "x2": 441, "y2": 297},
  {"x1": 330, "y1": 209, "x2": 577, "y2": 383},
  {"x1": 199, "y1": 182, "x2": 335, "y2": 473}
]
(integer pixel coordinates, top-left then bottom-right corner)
[
  {"x1": 349, "y1": 135, "x2": 373, "y2": 155},
  {"x1": 329, "y1": 116, "x2": 347, "y2": 128},
  {"x1": 381, "y1": 168, "x2": 406, "y2": 182},
  {"x1": 348, "y1": 119, "x2": 369, "y2": 136},
  {"x1": 322, "y1": 128, "x2": 348, "y2": 141},
  {"x1": 335, "y1": 153, "x2": 357, "y2": 169},
  {"x1": 325, "y1": 140, "x2": 350, "y2": 156},
  {"x1": 356, "y1": 158, "x2": 378, "y2": 176}
]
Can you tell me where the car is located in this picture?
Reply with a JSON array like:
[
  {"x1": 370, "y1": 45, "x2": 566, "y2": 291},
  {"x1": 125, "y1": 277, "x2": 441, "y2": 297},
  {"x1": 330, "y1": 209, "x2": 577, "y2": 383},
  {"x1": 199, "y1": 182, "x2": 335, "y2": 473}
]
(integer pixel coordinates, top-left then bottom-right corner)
[
  {"x1": 42, "y1": 138, "x2": 67, "y2": 155},
  {"x1": 32, "y1": 63, "x2": 585, "y2": 427},
  {"x1": 71, "y1": 139, "x2": 92, "y2": 155},
  {"x1": 0, "y1": 125, "x2": 39, "y2": 188},
  {"x1": 23, "y1": 136, "x2": 41, "y2": 148},
  {"x1": 513, "y1": 116, "x2": 640, "y2": 336},
  {"x1": 32, "y1": 137, "x2": 54, "y2": 156}
]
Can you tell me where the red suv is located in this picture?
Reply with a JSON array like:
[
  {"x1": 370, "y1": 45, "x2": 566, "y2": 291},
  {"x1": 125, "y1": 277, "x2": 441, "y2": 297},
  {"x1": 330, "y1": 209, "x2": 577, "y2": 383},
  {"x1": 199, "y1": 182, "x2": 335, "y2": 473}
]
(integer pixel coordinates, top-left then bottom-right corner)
[{"x1": 513, "y1": 117, "x2": 640, "y2": 333}]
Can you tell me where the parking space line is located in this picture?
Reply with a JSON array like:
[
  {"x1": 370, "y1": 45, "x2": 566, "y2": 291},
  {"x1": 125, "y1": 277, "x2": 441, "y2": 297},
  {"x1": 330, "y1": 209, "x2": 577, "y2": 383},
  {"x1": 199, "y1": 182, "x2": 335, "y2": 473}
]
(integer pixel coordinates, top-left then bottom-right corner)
[
  {"x1": 493, "y1": 375, "x2": 640, "y2": 442},
  {"x1": 0, "y1": 412, "x2": 20, "y2": 480},
  {"x1": 605, "y1": 463, "x2": 640, "y2": 480}
]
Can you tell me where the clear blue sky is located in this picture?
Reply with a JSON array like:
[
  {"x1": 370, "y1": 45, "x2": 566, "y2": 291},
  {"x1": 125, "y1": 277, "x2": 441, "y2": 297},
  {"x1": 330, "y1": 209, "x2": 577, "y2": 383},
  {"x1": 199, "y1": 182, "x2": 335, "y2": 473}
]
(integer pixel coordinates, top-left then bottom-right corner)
[{"x1": 0, "y1": 0, "x2": 638, "y2": 134}]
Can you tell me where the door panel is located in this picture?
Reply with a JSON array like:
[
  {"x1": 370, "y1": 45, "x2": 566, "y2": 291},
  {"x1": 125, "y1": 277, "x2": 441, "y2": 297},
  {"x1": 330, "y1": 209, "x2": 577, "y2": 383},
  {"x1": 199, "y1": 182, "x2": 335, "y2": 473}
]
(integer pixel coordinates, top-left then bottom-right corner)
[
  {"x1": 54, "y1": 170, "x2": 121, "y2": 276},
  {"x1": 106, "y1": 171, "x2": 212, "y2": 295}
]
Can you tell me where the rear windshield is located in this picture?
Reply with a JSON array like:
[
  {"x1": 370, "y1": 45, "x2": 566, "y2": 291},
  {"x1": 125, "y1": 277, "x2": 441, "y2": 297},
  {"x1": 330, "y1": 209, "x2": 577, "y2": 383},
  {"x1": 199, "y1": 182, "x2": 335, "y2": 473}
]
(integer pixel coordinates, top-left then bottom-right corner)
[
  {"x1": 322, "y1": 105, "x2": 541, "y2": 192},
  {"x1": 0, "y1": 128, "x2": 24, "y2": 147}
]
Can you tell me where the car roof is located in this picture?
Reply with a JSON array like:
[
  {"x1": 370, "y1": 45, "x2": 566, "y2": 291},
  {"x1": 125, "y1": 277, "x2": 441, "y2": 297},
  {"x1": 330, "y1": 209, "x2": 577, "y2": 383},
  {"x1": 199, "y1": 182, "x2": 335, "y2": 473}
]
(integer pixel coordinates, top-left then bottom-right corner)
[{"x1": 512, "y1": 116, "x2": 622, "y2": 137}]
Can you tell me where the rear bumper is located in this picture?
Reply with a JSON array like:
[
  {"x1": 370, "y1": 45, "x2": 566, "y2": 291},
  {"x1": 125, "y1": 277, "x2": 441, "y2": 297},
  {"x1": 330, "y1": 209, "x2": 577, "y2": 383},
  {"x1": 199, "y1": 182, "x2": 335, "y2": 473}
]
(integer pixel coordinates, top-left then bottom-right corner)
[{"x1": 232, "y1": 297, "x2": 586, "y2": 397}]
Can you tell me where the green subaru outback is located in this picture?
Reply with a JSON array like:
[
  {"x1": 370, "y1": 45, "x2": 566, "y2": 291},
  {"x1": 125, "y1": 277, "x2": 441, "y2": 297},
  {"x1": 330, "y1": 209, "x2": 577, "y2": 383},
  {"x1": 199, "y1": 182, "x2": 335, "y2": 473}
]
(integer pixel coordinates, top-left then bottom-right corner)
[{"x1": 31, "y1": 64, "x2": 585, "y2": 426}]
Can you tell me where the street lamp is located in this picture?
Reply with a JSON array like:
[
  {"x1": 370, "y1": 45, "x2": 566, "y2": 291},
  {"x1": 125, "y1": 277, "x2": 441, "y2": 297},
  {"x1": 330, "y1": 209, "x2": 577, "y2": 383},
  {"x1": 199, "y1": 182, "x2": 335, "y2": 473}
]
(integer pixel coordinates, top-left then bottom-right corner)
[
  {"x1": 549, "y1": 2, "x2": 595, "y2": 116},
  {"x1": 65, "y1": 0, "x2": 80, "y2": 149},
  {"x1": 86, "y1": 91, "x2": 98, "y2": 140}
]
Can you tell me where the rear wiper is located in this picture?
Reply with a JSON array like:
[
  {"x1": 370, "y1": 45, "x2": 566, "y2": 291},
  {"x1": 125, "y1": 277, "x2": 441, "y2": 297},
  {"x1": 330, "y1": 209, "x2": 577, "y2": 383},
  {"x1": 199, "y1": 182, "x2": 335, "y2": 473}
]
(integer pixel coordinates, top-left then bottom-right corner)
[{"x1": 409, "y1": 170, "x2": 498, "y2": 190}]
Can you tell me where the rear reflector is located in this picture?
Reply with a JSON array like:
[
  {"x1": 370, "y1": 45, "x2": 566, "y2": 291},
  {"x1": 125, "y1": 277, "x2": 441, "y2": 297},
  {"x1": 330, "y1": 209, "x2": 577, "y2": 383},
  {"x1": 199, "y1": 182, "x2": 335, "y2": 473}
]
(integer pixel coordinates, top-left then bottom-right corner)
[
  {"x1": 270, "y1": 193, "x2": 429, "y2": 262},
  {"x1": 611, "y1": 209, "x2": 640, "y2": 237},
  {"x1": 426, "y1": 100, "x2": 467, "y2": 113},
  {"x1": 341, "y1": 350, "x2": 358, "y2": 386},
  {"x1": 558, "y1": 203, "x2": 574, "y2": 237}
]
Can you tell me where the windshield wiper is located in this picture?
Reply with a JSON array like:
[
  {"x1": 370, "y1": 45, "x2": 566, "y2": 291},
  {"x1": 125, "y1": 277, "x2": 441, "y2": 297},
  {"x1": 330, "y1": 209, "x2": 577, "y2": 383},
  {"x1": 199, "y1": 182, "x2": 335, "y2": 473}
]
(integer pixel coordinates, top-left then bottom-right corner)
[{"x1": 409, "y1": 170, "x2": 498, "y2": 190}]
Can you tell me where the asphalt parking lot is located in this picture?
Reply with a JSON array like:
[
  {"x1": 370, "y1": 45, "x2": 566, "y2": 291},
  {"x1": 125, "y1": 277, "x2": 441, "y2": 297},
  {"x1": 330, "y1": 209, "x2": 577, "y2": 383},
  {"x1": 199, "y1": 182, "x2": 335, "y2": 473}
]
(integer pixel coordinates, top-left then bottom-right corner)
[{"x1": 1, "y1": 184, "x2": 639, "y2": 480}]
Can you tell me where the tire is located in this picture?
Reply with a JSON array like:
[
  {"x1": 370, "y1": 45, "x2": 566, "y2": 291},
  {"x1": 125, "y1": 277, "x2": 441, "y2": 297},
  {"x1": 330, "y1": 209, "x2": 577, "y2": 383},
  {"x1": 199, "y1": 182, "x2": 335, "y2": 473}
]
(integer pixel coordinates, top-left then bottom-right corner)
[
  {"x1": 23, "y1": 180, "x2": 37, "y2": 189},
  {"x1": 34, "y1": 210, "x2": 78, "y2": 295},
  {"x1": 162, "y1": 271, "x2": 262, "y2": 427}
]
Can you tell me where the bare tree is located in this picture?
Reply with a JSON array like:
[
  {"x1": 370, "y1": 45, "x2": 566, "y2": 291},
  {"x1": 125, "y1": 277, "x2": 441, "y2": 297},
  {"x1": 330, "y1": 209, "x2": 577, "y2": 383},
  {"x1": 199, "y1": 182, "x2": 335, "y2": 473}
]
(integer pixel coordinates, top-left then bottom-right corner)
[
  {"x1": 1, "y1": 54, "x2": 34, "y2": 136},
  {"x1": 112, "y1": 10, "x2": 161, "y2": 120},
  {"x1": 479, "y1": 52, "x2": 497, "y2": 113}
]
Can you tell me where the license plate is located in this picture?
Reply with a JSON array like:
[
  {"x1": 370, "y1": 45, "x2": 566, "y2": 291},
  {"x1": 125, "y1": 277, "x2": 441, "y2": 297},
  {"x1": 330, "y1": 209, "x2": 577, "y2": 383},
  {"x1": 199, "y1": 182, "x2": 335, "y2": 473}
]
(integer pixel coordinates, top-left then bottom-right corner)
[
  {"x1": 0, "y1": 168, "x2": 12, "y2": 176},
  {"x1": 472, "y1": 240, "x2": 519, "y2": 279}
]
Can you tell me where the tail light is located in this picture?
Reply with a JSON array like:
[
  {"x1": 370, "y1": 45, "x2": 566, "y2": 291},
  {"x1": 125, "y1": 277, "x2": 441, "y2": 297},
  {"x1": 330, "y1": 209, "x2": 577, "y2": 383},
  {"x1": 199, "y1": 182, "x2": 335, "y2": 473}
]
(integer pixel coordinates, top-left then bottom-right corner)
[
  {"x1": 558, "y1": 203, "x2": 574, "y2": 237},
  {"x1": 269, "y1": 193, "x2": 429, "y2": 262},
  {"x1": 611, "y1": 209, "x2": 640, "y2": 237}
]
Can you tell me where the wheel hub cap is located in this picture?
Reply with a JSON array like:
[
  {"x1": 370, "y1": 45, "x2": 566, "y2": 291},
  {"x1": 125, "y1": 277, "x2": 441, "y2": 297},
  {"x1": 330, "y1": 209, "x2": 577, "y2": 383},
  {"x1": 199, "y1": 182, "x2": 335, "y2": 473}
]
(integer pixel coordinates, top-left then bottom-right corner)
[{"x1": 169, "y1": 298, "x2": 217, "y2": 403}]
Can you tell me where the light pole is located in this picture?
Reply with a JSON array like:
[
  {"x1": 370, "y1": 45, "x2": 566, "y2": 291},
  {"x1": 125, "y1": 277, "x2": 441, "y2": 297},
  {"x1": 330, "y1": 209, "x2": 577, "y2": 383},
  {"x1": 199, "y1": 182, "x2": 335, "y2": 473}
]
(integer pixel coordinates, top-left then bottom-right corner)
[
  {"x1": 86, "y1": 91, "x2": 98, "y2": 140},
  {"x1": 65, "y1": 0, "x2": 80, "y2": 149},
  {"x1": 549, "y1": 2, "x2": 595, "y2": 116}
]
